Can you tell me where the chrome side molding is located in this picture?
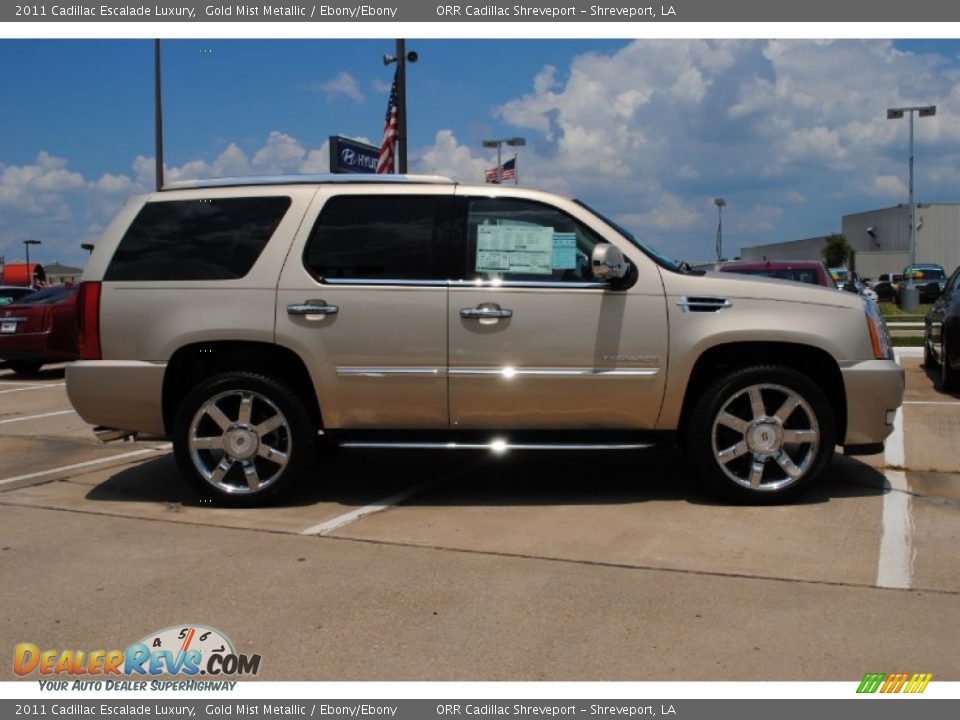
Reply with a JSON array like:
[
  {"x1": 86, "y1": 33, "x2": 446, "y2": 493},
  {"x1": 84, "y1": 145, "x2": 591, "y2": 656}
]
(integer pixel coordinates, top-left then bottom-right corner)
[{"x1": 338, "y1": 440, "x2": 654, "y2": 451}]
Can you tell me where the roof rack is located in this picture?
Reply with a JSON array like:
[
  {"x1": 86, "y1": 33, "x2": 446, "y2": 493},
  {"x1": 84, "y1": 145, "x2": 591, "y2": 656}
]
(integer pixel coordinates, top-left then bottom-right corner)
[{"x1": 162, "y1": 173, "x2": 455, "y2": 191}]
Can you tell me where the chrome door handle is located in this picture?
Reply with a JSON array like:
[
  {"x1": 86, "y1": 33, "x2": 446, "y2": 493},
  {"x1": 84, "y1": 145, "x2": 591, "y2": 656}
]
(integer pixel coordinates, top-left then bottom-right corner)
[
  {"x1": 287, "y1": 302, "x2": 339, "y2": 316},
  {"x1": 460, "y1": 306, "x2": 513, "y2": 319}
]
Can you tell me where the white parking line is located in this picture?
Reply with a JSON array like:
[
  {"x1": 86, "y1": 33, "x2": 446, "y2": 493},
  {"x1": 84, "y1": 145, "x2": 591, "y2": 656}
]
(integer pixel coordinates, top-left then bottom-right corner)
[
  {"x1": 877, "y1": 350, "x2": 913, "y2": 589},
  {"x1": 301, "y1": 479, "x2": 439, "y2": 536},
  {"x1": 0, "y1": 409, "x2": 76, "y2": 425},
  {"x1": 0, "y1": 445, "x2": 171, "y2": 487},
  {"x1": 902, "y1": 400, "x2": 960, "y2": 406},
  {"x1": 876, "y1": 470, "x2": 914, "y2": 589},
  {"x1": 0, "y1": 382, "x2": 66, "y2": 395}
]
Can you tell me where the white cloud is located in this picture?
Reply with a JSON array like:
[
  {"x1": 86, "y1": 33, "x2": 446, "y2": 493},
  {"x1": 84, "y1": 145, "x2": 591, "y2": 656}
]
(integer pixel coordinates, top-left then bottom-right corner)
[
  {"x1": 317, "y1": 71, "x2": 364, "y2": 102},
  {"x1": 417, "y1": 129, "x2": 489, "y2": 183}
]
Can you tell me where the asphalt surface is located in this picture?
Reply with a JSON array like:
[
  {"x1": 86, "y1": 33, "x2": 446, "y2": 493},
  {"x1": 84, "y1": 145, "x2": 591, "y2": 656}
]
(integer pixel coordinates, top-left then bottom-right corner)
[{"x1": 0, "y1": 352, "x2": 957, "y2": 680}]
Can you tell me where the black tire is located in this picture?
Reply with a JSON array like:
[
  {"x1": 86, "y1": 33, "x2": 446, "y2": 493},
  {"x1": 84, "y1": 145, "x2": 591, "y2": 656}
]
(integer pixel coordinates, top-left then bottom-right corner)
[
  {"x1": 685, "y1": 365, "x2": 836, "y2": 504},
  {"x1": 941, "y1": 337, "x2": 959, "y2": 392},
  {"x1": 7, "y1": 360, "x2": 43, "y2": 375},
  {"x1": 173, "y1": 372, "x2": 316, "y2": 506},
  {"x1": 923, "y1": 328, "x2": 936, "y2": 368}
]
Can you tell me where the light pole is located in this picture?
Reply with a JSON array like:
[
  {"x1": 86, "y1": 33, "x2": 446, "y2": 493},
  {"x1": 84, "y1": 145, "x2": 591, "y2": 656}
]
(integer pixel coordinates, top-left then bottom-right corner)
[
  {"x1": 714, "y1": 198, "x2": 726, "y2": 262},
  {"x1": 154, "y1": 39, "x2": 164, "y2": 191},
  {"x1": 482, "y1": 137, "x2": 526, "y2": 184},
  {"x1": 23, "y1": 239, "x2": 41, "y2": 285},
  {"x1": 383, "y1": 40, "x2": 418, "y2": 174},
  {"x1": 887, "y1": 104, "x2": 936, "y2": 267}
]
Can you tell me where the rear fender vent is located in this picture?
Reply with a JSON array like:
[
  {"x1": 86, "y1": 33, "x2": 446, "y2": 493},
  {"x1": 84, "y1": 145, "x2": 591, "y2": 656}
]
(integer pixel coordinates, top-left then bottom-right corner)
[{"x1": 677, "y1": 296, "x2": 733, "y2": 313}]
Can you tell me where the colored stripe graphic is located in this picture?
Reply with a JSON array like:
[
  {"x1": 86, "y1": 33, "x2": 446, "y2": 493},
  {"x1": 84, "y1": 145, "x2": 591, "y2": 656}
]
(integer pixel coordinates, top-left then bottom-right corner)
[{"x1": 857, "y1": 672, "x2": 932, "y2": 693}]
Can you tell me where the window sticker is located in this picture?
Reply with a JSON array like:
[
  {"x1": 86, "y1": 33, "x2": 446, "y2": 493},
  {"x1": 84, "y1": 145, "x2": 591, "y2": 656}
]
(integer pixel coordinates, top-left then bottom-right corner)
[
  {"x1": 552, "y1": 232, "x2": 577, "y2": 270},
  {"x1": 476, "y1": 224, "x2": 554, "y2": 275}
]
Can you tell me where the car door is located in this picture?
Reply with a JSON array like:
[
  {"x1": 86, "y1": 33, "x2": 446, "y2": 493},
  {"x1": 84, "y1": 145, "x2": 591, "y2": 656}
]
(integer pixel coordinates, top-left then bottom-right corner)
[
  {"x1": 929, "y1": 267, "x2": 960, "y2": 355},
  {"x1": 275, "y1": 186, "x2": 455, "y2": 429},
  {"x1": 447, "y1": 193, "x2": 669, "y2": 430}
]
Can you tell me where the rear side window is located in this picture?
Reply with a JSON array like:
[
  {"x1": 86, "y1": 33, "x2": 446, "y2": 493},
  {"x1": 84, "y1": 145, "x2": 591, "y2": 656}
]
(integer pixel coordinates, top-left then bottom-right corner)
[
  {"x1": 105, "y1": 197, "x2": 291, "y2": 281},
  {"x1": 304, "y1": 195, "x2": 447, "y2": 281}
]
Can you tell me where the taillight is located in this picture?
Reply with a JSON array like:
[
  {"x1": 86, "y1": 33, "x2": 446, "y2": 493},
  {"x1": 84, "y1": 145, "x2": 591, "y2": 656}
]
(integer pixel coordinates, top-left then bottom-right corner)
[{"x1": 77, "y1": 281, "x2": 102, "y2": 360}]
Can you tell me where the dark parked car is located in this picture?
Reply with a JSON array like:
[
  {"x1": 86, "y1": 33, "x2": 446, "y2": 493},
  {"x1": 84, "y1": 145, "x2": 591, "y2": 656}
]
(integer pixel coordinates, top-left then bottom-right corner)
[
  {"x1": 901, "y1": 264, "x2": 947, "y2": 304},
  {"x1": 0, "y1": 286, "x2": 78, "y2": 375},
  {"x1": 0, "y1": 285, "x2": 35, "y2": 307},
  {"x1": 718, "y1": 260, "x2": 834, "y2": 288},
  {"x1": 872, "y1": 273, "x2": 902, "y2": 302},
  {"x1": 925, "y1": 266, "x2": 960, "y2": 391}
]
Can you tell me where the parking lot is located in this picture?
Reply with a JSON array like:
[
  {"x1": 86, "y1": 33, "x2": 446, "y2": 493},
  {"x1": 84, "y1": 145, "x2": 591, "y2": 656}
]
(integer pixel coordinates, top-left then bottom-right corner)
[{"x1": 0, "y1": 350, "x2": 958, "y2": 681}]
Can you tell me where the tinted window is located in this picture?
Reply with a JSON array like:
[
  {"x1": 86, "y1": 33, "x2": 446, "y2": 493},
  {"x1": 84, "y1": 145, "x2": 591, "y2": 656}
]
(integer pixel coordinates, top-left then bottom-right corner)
[
  {"x1": 105, "y1": 197, "x2": 291, "y2": 281},
  {"x1": 16, "y1": 287, "x2": 76, "y2": 305},
  {"x1": 0, "y1": 288, "x2": 33, "y2": 306},
  {"x1": 464, "y1": 197, "x2": 603, "y2": 282},
  {"x1": 305, "y1": 195, "x2": 447, "y2": 281}
]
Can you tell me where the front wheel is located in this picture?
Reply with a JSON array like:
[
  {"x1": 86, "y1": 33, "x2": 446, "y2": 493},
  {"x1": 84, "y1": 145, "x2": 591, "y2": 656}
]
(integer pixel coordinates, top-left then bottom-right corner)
[
  {"x1": 685, "y1": 366, "x2": 836, "y2": 504},
  {"x1": 173, "y1": 372, "x2": 316, "y2": 506}
]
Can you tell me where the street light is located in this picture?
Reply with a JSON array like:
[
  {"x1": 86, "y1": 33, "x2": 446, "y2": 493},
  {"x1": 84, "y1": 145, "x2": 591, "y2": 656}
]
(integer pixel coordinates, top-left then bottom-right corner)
[
  {"x1": 714, "y1": 198, "x2": 726, "y2": 262},
  {"x1": 482, "y1": 137, "x2": 526, "y2": 184},
  {"x1": 887, "y1": 104, "x2": 936, "y2": 267},
  {"x1": 382, "y1": 40, "x2": 418, "y2": 174},
  {"x1": 23, "y1": 239, "x2": 41, "y2": 286}
]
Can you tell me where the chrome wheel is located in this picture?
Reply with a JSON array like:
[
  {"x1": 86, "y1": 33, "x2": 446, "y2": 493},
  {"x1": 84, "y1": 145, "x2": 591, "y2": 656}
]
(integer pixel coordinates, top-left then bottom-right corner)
[
  {"x1": 710, "y1": 383, "x2": 820, "y2": 493},
  {"x1": 188, "y1": 389, "x2": 291, "y2": 495}
]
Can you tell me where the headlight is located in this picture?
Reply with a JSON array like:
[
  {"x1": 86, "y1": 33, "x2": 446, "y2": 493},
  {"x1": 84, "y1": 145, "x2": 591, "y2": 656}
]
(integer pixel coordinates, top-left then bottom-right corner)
[{"x1": 864, "y1": 298, "x2": 892, "y2": 359}]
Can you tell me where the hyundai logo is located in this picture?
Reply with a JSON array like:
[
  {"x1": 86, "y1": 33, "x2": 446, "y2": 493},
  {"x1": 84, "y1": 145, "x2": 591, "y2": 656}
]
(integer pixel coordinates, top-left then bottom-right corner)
[{"x1": 341, "y1": 148, "x2": 356, "y2": 165}]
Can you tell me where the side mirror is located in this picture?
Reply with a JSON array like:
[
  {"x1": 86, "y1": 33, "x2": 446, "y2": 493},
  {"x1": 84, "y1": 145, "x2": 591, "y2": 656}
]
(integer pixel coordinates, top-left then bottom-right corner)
[{"x1": 591, "y1": 244, "x2": 629, "y2": 281}]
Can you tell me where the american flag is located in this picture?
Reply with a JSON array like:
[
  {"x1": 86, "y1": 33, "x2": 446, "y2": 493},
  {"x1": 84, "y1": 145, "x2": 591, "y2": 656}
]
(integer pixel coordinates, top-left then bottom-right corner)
[
  {"x1": 485, "y1": 157, "x2": 516, "y2": 183},
  {"x1": 377, "y1": 72, "x2": 399, "y2": 174}
]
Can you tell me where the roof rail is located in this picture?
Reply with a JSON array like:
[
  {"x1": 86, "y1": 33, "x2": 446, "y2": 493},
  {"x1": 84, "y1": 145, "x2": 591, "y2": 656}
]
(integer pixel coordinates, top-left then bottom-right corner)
[{"x1": 162, "y1": 173, "x2": 455, "y2": 190}]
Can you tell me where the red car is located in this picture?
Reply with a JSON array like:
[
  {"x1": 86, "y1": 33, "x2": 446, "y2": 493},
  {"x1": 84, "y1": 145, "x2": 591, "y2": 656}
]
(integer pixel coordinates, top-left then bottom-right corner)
[
  {"x1": 0, "y1": 286, "x2": 78, "y2": 375},
  {"x1": 718, "y1": 260, "x2": 834, "y2": 288}
]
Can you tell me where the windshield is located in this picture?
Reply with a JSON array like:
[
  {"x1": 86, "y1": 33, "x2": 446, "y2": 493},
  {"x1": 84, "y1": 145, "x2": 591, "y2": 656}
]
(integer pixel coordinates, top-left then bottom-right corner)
[
  {"x1": 573, "y1": 199, "x2": 681, "y2": 272},
  {"x1": 904, "y1": 267, "x2": 945, "y2": 281}
]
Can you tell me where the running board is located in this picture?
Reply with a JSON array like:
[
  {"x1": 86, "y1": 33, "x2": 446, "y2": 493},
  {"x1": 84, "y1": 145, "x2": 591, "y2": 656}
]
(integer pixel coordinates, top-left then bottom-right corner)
[{"x1": 338, "y1": 441, "x2": 654, "y2": 451}]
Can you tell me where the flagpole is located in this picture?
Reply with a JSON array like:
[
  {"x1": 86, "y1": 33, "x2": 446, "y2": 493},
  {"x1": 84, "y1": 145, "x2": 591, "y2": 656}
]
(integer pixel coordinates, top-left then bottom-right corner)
[
  {"x1": 513, "y1": 153, "x2": 518, "y2": 185},
  {"x1": 396, "y1": 39, "x2": 407, "y2": 174}
]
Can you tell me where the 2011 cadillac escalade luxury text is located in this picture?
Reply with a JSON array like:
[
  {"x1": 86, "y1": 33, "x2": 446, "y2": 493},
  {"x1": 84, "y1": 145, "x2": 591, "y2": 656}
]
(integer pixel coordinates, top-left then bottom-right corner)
[{"x1": 66, "y1": 175, "x2": 904, "y2": 505}]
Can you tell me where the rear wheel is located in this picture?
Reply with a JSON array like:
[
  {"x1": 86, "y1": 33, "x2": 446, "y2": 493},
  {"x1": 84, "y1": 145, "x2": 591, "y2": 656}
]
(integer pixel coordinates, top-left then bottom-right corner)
[
  {"x1": 6, "y1": 360, "x2": 43, "y2": 375},
  {"x1": 686, "y1": 366, "x2": 836, "y2": 504},
  {"x1": 173, "y1": 372, "x2": 316, "y2": 506}
]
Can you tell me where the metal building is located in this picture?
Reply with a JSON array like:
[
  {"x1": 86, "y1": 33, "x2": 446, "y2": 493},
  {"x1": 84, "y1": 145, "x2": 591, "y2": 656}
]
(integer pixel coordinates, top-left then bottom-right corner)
[
  {"x1": 842, "y1": 203, "x2": 960, "y2": 279},
  {"x1": 739, "y1": 203, "x2": 960, "y2": 281}
]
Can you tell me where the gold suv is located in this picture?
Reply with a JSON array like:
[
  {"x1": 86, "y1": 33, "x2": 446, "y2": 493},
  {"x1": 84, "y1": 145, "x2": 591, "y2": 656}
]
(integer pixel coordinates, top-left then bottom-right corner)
[{"x1": 66, "y1": 175, "x2": 904, "y2": 505}]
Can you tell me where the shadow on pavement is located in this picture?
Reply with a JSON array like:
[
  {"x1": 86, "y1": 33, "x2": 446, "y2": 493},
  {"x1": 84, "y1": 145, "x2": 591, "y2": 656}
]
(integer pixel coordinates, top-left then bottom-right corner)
[
  {"x1": 0, "y1": 365, "x2": 65, "y2": 382},
  {"x1": 84, "y1": 446, "x2": 887, "y2": 510}
]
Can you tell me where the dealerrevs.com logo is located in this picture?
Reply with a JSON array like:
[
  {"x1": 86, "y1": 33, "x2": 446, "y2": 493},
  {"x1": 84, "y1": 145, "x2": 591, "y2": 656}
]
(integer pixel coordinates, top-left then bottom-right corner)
[
  {"x1": 14, "y1": 625, "x2": 262, "y2": 679},
  {"x1": 857, "y1": 672, "x2": 933, "y2": 694}
]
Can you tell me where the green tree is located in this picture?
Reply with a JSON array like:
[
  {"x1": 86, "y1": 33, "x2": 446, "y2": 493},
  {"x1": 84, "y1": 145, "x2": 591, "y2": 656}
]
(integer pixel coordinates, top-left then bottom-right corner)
[{"x1": 821, "y1": 233, "x2": 851, "y2": 268}]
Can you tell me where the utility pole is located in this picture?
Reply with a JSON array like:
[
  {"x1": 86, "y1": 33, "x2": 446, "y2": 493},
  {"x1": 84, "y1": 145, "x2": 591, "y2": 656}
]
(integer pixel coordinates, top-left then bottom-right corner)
[{"x1": 154, "y1": 39, "x2": 165, "y2": 191}]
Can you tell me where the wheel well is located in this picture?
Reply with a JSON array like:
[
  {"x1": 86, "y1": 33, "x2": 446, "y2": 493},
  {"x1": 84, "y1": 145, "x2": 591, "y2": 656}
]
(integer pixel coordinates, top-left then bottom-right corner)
[
  {"x1": 162, "y1": 341, "x2": 321, "y2": 435},
  {"x1": 678, "y1": 342, "x2": 847, "y2": 443}
]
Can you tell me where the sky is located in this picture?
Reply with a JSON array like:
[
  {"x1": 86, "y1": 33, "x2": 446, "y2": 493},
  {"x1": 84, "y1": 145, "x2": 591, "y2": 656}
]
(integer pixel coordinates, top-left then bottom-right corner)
[{"x1": 3, "y1": 38, "x2": 960, "y2": 268}]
